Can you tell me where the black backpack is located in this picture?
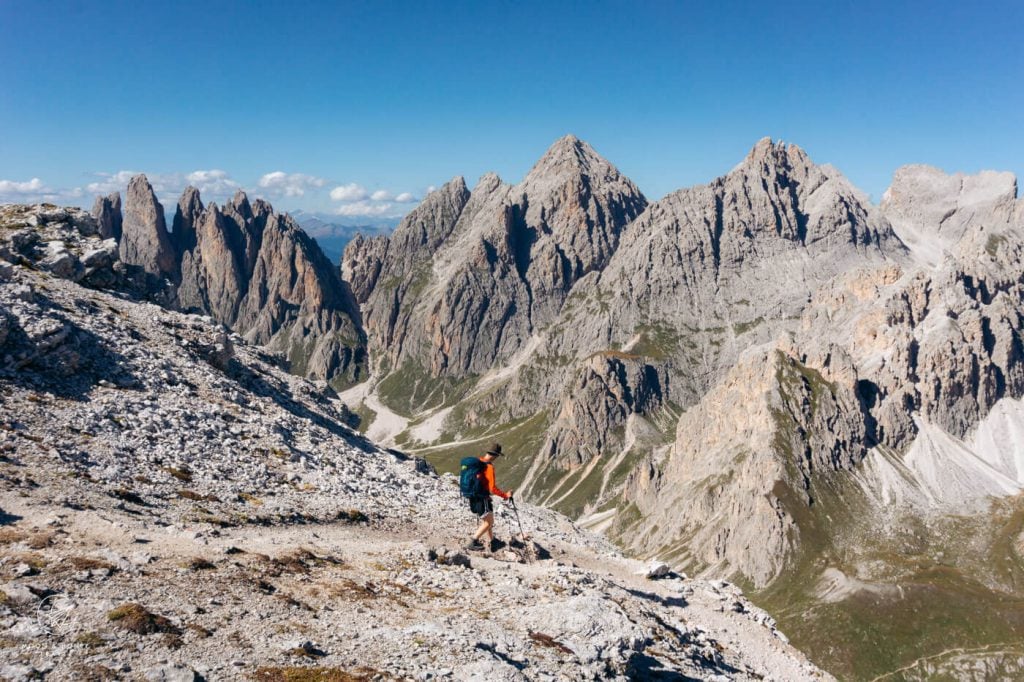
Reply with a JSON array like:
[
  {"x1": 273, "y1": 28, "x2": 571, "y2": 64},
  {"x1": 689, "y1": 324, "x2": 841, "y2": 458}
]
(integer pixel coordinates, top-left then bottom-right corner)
[{"x1": 459, "y1": 457, "x2": 487, "y2": 498}]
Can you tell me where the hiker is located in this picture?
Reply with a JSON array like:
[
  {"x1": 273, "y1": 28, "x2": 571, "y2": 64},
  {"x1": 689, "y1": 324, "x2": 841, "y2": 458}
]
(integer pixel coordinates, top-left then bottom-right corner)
[{"x1": 460, "y1": 443, "x2": 513, "y2": 552}]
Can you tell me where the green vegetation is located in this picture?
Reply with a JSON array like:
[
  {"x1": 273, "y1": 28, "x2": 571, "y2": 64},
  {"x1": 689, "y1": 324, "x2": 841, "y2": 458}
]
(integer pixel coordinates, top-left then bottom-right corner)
[
  {"x1": 350, "y1": 401, "x2": 377, "y2": 434},
  {"x1": 750, "y1": 422, "x2": 1024, "y2": 680},
  {"x1": 732, "y1": 316, "x2": 765, "y2": 336},
  {"x1": 74, "y1": 631, "x2": 106, "y2": 649},
  {"x1": 986, "y1": 233, "x2": 1007, "y2": 257},
  {"x1": 376, "y1": 359, "x2": 478, "y2": 416},
  {"x1": 630, "y1": 322, "x2": 686, "y2": 359},
  {"x1": 545, "y1": 455, "x2": 611, "y2": 519}
]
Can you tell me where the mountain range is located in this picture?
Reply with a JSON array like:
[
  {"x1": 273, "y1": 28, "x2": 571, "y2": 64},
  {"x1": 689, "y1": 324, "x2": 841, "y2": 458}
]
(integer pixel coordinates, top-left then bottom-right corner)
[{"x1": 10, "y1": 134, "x2": 1024, "y2": 679}]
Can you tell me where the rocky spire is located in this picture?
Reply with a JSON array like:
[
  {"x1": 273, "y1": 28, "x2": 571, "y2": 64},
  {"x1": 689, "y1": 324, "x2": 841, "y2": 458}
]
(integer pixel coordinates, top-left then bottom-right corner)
[
  {"x1": 177, "y1": 203, "x2": 247, "y2": 321},
  {"x1": 119, "y1": 174, "x2": 177, "y2": 279},
  {"x1": 171, "y1": 186, "x2": 204, "y2": 255},
  {"x1": 91, "y1": 191, "x2": 122, "y2": 241},
  {"x1": 172, "y1": 189, "x2": 366, "y2": 387}
]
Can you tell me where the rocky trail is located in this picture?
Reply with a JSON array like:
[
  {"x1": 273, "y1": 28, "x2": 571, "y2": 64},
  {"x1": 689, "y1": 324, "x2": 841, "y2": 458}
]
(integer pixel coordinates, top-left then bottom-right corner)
[{"x1": 0, "y1": 488, "x2": 822, "y2": 681}]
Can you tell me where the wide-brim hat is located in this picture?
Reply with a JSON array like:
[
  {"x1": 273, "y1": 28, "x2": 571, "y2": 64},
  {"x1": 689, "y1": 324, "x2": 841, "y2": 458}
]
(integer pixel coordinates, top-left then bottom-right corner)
[{"x1": 486, "y1": 443, "x2": 503, "y2": 457}]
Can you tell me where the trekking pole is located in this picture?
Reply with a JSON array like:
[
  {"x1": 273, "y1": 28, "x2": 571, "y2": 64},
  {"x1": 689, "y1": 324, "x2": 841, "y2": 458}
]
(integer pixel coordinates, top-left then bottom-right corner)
[{"x1": 509, "y1": 496, "x2": 527, "y2": 541}]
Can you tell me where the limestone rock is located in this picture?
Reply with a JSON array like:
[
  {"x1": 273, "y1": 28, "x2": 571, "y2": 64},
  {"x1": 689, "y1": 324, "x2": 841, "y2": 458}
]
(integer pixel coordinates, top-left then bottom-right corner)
[
  {"x1": 175, "y1": 189, "x2": 366, "y2": 387},
  {"x1": 91, "y1": 191, "x2": 122, "y2": 240},
  {"x1": 881, "y1": 164, "x2": 1018, "y2": 266},
  {"x1": 143, "y1": 664, "x2": 197, "y2": 682},
  {"x1": 346, "y1": 136, "x2": 647, "y2": 413},
  {"x1": 170, "y1": 185, "x2": 203, "y2": 254},
  {"x1": 538, "y1": 353, "x2": 664, "y2": 470},
  {"x1": 120, "y1": 175, "x2": 177, "y2": 279}
]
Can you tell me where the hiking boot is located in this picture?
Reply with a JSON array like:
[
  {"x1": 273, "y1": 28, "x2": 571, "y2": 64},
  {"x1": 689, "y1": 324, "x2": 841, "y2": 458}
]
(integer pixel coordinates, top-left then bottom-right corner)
[
  {"x1": 489, "y1": 538, "x2": 504, "y2": 553},
  {"x1": 465, "y1": 539, "x2": 484, "y2": 551}
]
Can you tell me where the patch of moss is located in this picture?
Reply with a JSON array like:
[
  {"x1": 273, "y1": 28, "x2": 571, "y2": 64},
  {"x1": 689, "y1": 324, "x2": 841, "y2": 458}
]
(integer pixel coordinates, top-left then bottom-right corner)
[
  {"x1": 161, "y1": 465, "x2": 193, "y2": 482},
  {"x1": 74, "y1": 631, "x2": 106, "y2": 648},
  {"x1": 107, "y1": 603, "x2": 179, "y2": 635},
  {"x1": 629, "y1": 322, "x2": 684, "y2": 360},
  {"x1": 178, "y1": 489, "x2": 219, "y2": 502},
  {"x1": 183, "y1": 557, "x2": 217, "y2": 571},
  {"x1": 986, "y1": 233, "x2": 1007, "y2": 257}
]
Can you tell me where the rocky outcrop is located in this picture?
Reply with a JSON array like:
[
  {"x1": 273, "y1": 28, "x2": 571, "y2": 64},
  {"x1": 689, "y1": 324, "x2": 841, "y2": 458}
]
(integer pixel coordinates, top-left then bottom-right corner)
[
  {"x1": 881, "y1": 164, "x2": 1018, "y2": 266},
  {"x1": 613, "y1": 163, "x2": 1024, "y2": 589},
  {"x1": 86, "y1": 176, "x2": 366, "y2": 388},
  {"x1": 91, "y1": 191, "x2": 122, "y2": 240},
  {"x1": 233, "y1": 212, "x2": 365, "y2": 384},
  {"x1": 538, "y1": 353, "x2": 665, "y2": 470},
  {"x1": 177, "y1": 203, "x2": 248, "y2": 321},
  {"x1": 461, "y1": 139, "x2": 907, "y2": 512},
  {"x1": 120, "y1": 175, "x2": 177, "y2": 279},
  {"x1": 0, "y1": 203, "x2": 131, "y2": 292},
  {"x1": 619, "y1": 348, "x2": 870, "y2": 588},
  {"x1": 341, "y1": 233, "x2": 388, "y2": 303},
  {"x1": 545, "y1": 139, "x2": 904, "y2": 397}
]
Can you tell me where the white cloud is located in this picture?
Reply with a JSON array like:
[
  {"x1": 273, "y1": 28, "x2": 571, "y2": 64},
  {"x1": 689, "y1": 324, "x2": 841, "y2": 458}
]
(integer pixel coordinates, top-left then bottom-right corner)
[
  {"x1": 0, "y1": 178, "x2": 48, "y2": 194},
  {"x1": 186, "y1": 169, "x2": 240, "y2": 196},
  {"x1": 258, "y1": 171, "x2": 326, "y2": 197},
  {"x1": 87, "y1": 171, "x2": 137, "y2": 195},
  {"x1": 426, "y1": 185, "x2": 437, "y2": 194},
  {"x1": 86, "y1": 169, "x2": 239, "y2": 201},
  {"x1": 330, "y1": 183, "x2": 368, "y2": 201},
  {"x1": 334, "y1": 201, "x2": 397, "y2": 217},
  {"x1": 370, "y1": 189, "x2": 392, "y2": 201},
  {"x1": 0, "y1": 177, "x2": 89, "y2": 205},
  {"x1": 394, "y1": 192, "x2": 417, "y2": 203}
]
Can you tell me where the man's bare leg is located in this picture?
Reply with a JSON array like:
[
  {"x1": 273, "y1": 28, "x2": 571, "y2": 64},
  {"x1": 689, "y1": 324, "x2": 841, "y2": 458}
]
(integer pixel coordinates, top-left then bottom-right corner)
[{"x1": 473, "y1": 512, "x2": 494, "y2": 542}]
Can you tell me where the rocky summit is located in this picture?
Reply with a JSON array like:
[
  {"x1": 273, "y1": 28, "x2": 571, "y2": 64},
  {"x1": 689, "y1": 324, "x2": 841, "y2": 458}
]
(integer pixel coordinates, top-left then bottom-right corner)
[{"x1": 0, "y1": 202, "x2": 821, "y2": 680}]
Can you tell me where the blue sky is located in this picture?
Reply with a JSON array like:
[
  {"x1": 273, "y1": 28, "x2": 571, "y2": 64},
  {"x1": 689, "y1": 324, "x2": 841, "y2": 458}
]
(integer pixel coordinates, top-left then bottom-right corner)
[{"x1": 1, "y1": 0, "x2": 1021, "y2": 219}]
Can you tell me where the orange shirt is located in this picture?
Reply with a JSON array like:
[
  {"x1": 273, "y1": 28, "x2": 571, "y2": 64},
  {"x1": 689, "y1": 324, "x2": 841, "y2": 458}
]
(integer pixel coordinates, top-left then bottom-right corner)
[{"x1": 479, "y1": 458, "x2": 510, "y2": 499}]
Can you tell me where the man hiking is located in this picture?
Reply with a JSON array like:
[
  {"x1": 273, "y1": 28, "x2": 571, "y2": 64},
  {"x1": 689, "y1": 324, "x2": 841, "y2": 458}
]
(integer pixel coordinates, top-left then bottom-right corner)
[{"x1": 459, "y1": 443, "x2": 513, "y2": 552}]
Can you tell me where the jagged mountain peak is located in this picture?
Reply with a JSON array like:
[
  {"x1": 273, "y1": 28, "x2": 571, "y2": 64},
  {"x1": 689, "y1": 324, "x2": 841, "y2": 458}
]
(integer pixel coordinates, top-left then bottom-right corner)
[
  {"x1": 442, "y1": 174, "x2": 468, "y2": 193},
  {"x1": 171, "y1": 185, "x2": 204, "y2": 254},
  {"x1": 179, "y1": 184, "x2": 202, "y2": 203},
  {"x1": 525, "y1": 134, "x2": 620, "y2": 183},
  {"x1": 735, "y1": 137, "x2": 813, "y2": 179},
  {"x1": 227, "y1": 188, "x2": 254, "y2": 220},
  {"x1": 474, "y1": 171, "x2": 504, "y2": 192}
]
